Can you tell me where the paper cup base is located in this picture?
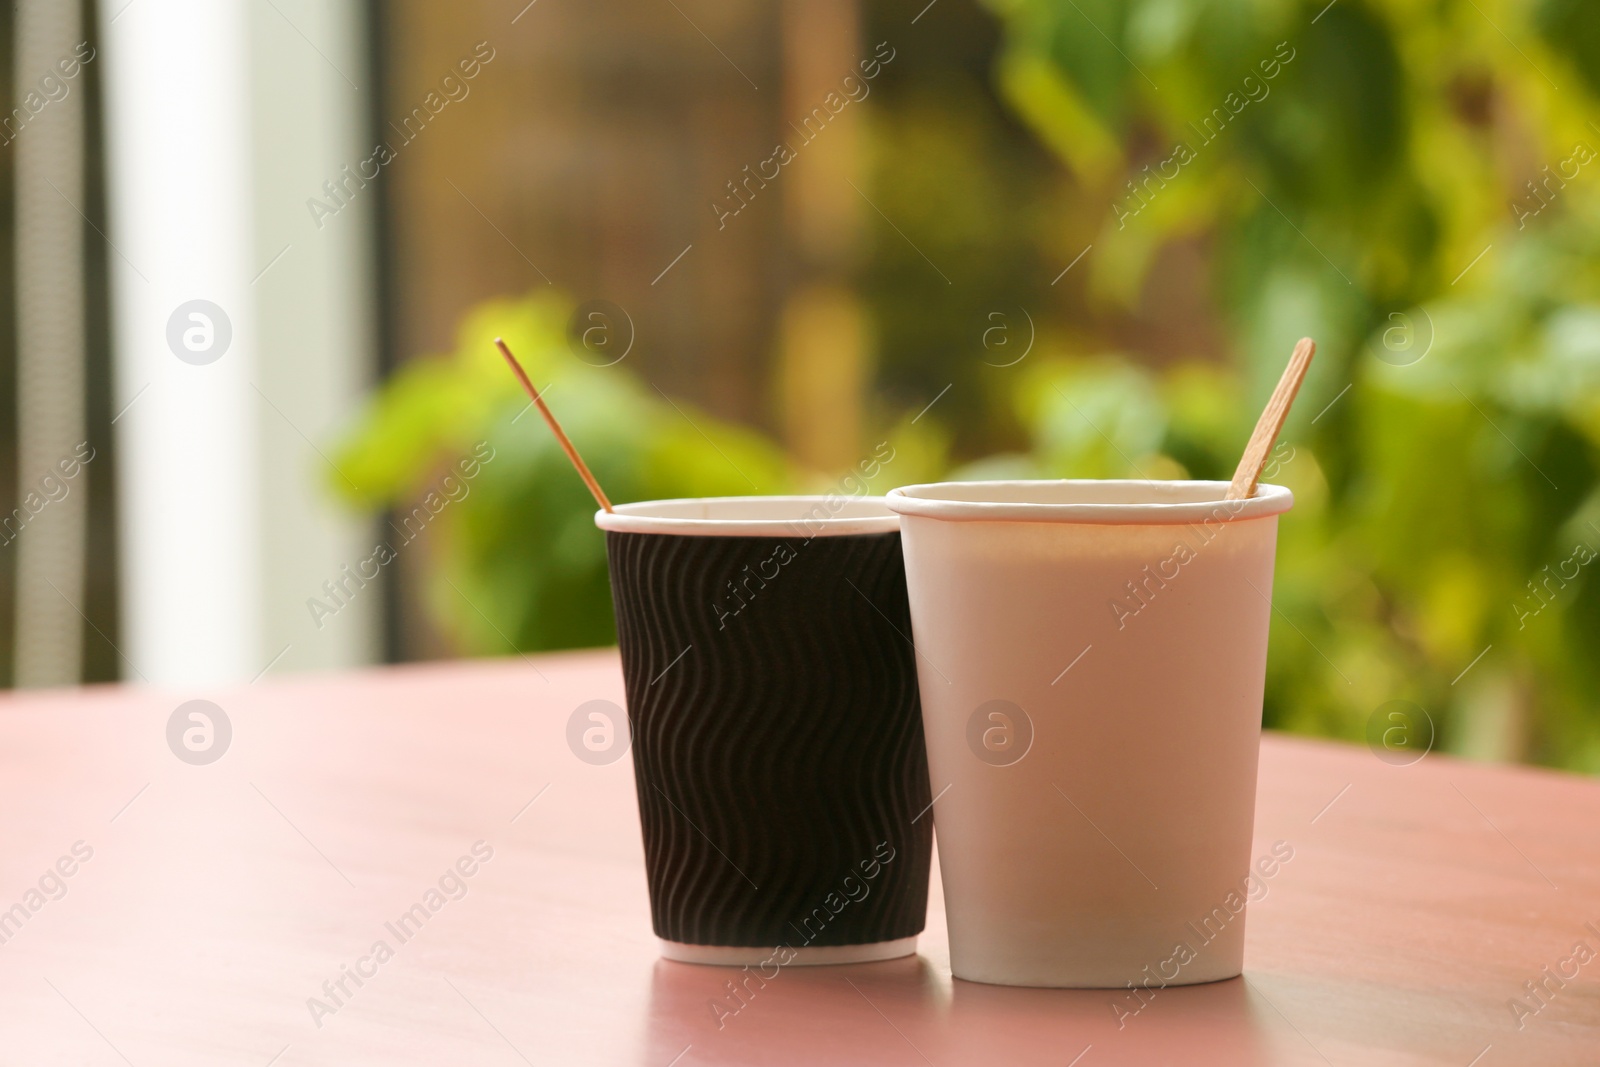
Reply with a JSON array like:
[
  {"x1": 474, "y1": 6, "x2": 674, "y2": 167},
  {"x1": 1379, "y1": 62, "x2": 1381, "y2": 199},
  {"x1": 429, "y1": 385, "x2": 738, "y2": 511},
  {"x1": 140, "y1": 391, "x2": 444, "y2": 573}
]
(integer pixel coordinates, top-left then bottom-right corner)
[
  {"x1": 951, "y1": 959, "x2": 1243, "y2": 989},
  {"x1": 660, "y1": 936, "x2": 917, "y2": 967}
]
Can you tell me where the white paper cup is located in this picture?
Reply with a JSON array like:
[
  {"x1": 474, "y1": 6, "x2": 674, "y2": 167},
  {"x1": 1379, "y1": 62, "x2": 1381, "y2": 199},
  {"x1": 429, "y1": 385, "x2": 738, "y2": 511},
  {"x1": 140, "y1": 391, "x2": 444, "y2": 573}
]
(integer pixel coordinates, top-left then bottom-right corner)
[{"x1": 885, "y1": 480, "x2": 1293, "y2": 988}]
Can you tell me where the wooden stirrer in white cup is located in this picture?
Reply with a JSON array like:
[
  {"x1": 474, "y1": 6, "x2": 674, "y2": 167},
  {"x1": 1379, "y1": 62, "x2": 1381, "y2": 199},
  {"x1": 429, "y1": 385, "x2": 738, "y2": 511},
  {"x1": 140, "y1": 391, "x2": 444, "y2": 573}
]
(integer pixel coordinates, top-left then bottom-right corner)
[
  {"x1": 495, "y1": 337, "x2": 614, "y2": 513},
  {"x1": 1225, "y1": 337, "x2": 1316, "y2": 501}
]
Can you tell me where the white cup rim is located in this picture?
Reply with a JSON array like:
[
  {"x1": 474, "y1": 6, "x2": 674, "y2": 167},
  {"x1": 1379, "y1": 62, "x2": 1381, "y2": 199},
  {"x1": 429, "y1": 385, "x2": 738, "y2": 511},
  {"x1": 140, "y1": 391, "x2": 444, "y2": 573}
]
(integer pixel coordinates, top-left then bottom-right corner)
[
  {"x1": 593, "y1": 495, "x2": 899, "y2": 537},
  {"x1": 885, "y1": 479, "x2": 1293, "y2": 526}
]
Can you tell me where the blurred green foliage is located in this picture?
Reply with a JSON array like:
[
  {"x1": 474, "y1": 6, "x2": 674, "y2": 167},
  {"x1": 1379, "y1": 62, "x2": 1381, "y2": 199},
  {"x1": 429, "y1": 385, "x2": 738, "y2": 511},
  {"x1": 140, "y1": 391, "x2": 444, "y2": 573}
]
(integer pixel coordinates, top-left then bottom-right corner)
[
  {"x1": 332, "y1": 298, "x2": 796, "y2": 653},
  {"x1": 960, "y1": 0, "x2": 1600, "y2": 771},
  {"x1": 336, "y1": 0, "x2": 1600, "y2": 772}
]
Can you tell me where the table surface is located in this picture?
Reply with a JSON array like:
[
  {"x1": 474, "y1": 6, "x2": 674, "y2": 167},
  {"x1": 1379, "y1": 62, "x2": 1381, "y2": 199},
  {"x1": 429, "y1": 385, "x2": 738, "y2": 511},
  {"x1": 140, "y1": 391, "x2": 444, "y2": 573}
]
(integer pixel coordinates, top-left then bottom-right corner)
[{"x1": 0, "y1": 650, "x2": 1596, "y2": 1066}]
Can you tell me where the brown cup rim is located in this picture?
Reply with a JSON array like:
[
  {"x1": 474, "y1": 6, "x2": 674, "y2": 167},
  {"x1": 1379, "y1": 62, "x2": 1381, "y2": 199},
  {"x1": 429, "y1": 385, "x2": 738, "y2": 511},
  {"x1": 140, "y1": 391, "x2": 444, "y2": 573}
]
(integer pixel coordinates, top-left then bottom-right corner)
[{"x1": 594, "y1": 494, "x2": 899, "y2": 538}]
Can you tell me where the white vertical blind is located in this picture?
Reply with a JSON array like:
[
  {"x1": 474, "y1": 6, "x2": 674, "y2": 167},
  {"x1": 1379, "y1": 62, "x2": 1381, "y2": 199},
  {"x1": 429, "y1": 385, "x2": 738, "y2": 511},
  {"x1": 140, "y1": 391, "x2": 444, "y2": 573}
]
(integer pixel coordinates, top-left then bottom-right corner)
[
  {"x1": 96, "y1": 0, "x2": 378, "y2": 686},
  {"x1": 97, "y1": 0, "x2": 261, "y2": 684}
]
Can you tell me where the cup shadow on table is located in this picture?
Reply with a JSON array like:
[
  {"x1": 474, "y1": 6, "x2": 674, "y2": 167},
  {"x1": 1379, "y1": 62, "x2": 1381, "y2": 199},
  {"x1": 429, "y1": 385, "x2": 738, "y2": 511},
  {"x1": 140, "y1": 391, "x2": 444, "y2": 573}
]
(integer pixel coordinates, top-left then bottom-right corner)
[{"x1": 644, "y1": 952, "x2": 1287, "y2": 1065}]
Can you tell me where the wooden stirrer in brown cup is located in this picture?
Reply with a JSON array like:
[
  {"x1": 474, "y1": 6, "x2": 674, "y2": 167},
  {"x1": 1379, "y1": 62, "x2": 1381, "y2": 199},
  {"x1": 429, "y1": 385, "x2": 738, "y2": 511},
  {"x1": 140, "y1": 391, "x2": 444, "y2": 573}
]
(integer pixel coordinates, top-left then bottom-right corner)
[
  {"x1": 1225, "y1": 337, "x2": 1316, "y2": 500},
  {"x1": 495, "y1": 337, "x2": 614, "y2": 513}
]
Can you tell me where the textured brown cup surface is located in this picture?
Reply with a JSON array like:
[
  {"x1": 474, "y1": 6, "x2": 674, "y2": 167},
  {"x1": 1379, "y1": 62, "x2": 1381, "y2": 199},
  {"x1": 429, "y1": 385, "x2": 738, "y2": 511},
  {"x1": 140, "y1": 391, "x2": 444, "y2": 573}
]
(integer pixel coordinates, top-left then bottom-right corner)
[{"x1": 606, "y1": 528, "x2": 932, "y2": 948}]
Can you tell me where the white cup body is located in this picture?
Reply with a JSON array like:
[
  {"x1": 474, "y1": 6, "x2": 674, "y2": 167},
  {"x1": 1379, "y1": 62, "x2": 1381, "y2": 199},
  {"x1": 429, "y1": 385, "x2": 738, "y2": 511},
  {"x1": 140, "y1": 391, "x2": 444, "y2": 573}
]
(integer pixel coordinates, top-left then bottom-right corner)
[{"x1": 886, "y1": 480, "x2": 1292, "y2": 988}]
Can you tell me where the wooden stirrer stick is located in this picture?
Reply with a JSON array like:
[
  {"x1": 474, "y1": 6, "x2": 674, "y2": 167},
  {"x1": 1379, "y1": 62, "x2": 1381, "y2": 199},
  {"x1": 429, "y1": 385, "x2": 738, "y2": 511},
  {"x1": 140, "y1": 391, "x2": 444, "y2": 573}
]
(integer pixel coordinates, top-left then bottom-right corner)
[
  {"x1": 1225, "y1": 337, "x2": 1316, "y2": 501},
  {"x1": 495, "y1": 337, "x2": 614, "y2": 513}
]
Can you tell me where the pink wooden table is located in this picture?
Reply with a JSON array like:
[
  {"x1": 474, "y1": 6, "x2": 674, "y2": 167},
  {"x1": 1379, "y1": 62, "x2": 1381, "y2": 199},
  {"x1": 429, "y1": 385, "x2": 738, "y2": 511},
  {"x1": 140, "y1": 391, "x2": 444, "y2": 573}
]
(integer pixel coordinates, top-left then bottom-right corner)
[{"x1": 0, "y1": 650, "x2": 1596, "y2": 1065}]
